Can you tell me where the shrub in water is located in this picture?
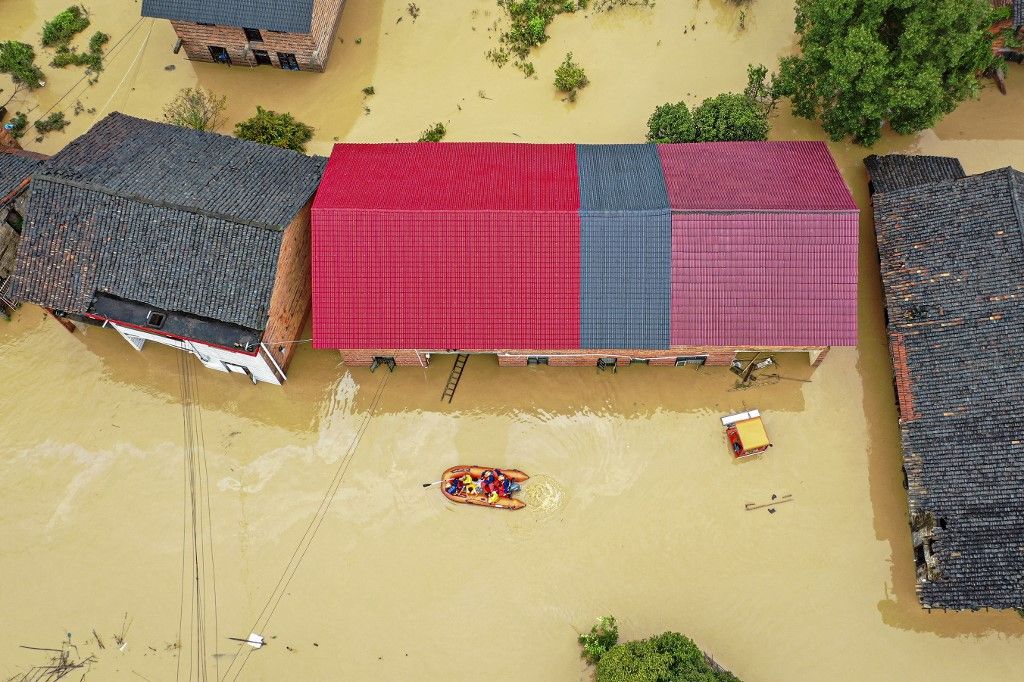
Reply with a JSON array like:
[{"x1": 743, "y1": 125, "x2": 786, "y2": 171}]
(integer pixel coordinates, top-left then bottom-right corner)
[
  {"x1": 0, "y1": 41, "x2": 45, "y2": 89},
  {"x1": 692, "y1": 92, "x2": 768, "y2": 142},
  {"x1": 646, "y1": 101, "x2": 696, "y2": 143},
  {"x1": 554, "y1": 52, "x2": 588, "y2": 102},
  {"x1": 578, "y1": 615, "x2": 619, "y2": 665},
  {"x1": 42, "y1": 6, "x2": 91, "y2": 48},
  {"x1": 418, "y1": 122, "x2": 446, "y2": 142},
  {"x1": 163, "y1": 87, "x2": 227, "y2": 132},
  {"x1": 235, "y1": 106, "x2": 314, "y2": 152}
]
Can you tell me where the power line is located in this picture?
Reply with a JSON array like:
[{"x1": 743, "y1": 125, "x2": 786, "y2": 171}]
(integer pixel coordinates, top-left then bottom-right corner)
[{"x1": 218, "y1": 372, "x2": 391, "y2": 682}]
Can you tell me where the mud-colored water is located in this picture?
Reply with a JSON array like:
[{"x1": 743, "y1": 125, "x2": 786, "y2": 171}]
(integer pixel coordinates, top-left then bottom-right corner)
[{"x1": 3, "y1": 1, "x2": 1024, "y2": 680}]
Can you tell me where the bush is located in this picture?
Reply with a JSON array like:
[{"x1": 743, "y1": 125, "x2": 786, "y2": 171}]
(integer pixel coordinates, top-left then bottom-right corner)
[
  {"x1": 6, "y1": 111, "x2": 28, "y2": 138},
  {"x1": 234, "y1": 106, "x2": 314, "y2": 152},
  {"x1": 578, "y1": 615, "x2": 619, "y2": 665},
  {"x1": 362, "y1": 85, "x2": 375, "y2": 96},
  {"x1": 692, "y1": 93, "x2": 768, "y2": 142},
  {"x1": 595, "y1": 632, "x2": 742, "y2": 682},
  {"x1": 51, "y1": 31, "x2": 108, "y2": 72},
  {"x1": 646, "y1": 101, "x2": 695, "y2": 143},
  {"x1": 42, "y1": 6, "x2": 91, "y2": 48},
  {"x1": 0, "y1": 41, "x2": 45, "y2": 89},
  {"x1": 418, "y1": 122, "x2": 446, "y2": 142},
  {"x1": 554, "y1": 52, "x2": 588, "y2": 102},
  {"x1": 163, "y1": 87, "x2": 227, "y2": 131},
  {"x1": 34, "y1": 111, "x2": 69, "y2": 134},
  {"x1": 777, "y1": 0, "x2": 999, "y2": 145}
]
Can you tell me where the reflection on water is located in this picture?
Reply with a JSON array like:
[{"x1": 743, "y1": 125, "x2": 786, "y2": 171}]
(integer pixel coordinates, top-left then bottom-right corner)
[{"x1": 2, "y1": 0, "x2": 1024, "y2": 680}]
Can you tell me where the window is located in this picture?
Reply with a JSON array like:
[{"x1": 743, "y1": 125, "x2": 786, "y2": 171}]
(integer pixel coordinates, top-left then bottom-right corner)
[
  {"x1": 277, "y1": 52, "x2": 300, "y2": 71},
  {"x1": 5, "y1": 209, "x2": 23, "y2": 234},
  {"x1": 197, "y1": 22, "x2": 216, "y2": 26},
  {"x1": 253, "y1": 49, "x2": 272, "y2": 66},
  {"x1": 597, "y1": 357, "x2": 617, "y2": 372},
  {"x1": 370, "y1": 356, "x2": 396, "y2": 373},
  {"x1": 243, "y1": 27, "x2": 263, "y2": 42},
  {"x1": 675, "y1": 355, "x2": 707, "y2": 367},
  {"x1": 526, "y1": 356, "x2": 548, "y2": 366},
  {"x1": 146, "y1": 311, "x2": 166, "y2": 328},
  {"x1": 630, "y1": 358, "x2": 649, "y2": 366},
  {"x1": 208, "y1": 46, "x2": 231, "y2": 64}
]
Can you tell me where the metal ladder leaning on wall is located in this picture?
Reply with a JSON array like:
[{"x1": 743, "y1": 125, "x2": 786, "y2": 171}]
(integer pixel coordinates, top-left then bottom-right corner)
[{"x1": 441, "y1": 354, "x2": 470, "y2": 403}]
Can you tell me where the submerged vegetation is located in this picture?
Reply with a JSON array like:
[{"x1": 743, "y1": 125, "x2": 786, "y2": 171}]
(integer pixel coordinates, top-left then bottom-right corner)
[
  {"x1": 418, "y1": 122, "x2": 447, "y2": 142},
  {"x1": 34, "y1": 111, "x2": 69, "y2": 134},
  {"x1": 6, "y1": 111, "x2": 28, "y2": 139},
  {"x1": 776, "y1": 0, "x2": 1001, "y2": 146},
  {"x1": 579, "y1": 617, "x2": 741, "y2": 682},
  {"x1": 42, "y1": 5, "x2": 91, "y2": 48},
  {"x1": 0, "y1": 41, "x2": 45, "y2": 89},
  {"x1": 162, "y1": 87, "x2": 227, "y2": 132},
  {"x1": 234, "y1": 106, "x2": 314, "y2": 152},
  {"x1": 51, "y1": 31, "x2": 109, "y2": 72},
  {"x1": 554, "y1": 51, "x2": 589, "y2": 101},
  {"x1": 647, "y1": 64, "x2": 779, "y2": 142}
]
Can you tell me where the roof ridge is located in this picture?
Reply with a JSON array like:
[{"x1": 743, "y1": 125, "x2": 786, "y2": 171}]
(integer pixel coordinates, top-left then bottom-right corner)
[
  {"x1": 34, "y1": 175, "x2": 287, "y2": 232},
  {"x1": 1008, "y1": 167, "x2": 1024, "y2": 243}
]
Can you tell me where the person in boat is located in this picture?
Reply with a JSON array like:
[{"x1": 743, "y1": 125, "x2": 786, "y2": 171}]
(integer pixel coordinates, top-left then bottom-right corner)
[
  {"x1": 487, "y1": 490, "x2": 500, "y2": 505},
  {"x1": 498, "y1": 473, "x2": 521, "y2": 496},
  {"x1": 461, "y1": 474, "x2": 480, "y2": 495}
]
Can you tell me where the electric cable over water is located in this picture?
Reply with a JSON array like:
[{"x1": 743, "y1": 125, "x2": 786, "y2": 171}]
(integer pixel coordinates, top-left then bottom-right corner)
[{"x1": 218, "y1": 371, "x2": 392, "y2": 682}]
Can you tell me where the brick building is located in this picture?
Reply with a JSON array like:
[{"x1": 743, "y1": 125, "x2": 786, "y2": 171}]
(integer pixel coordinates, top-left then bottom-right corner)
[
  {"x1": 141, "y1": 0, "x2": 346, "y2": 72},
  {"x1": 867, "y1": 153, "x2": 1024, "y2": 610},
  {"x1": 311, "y1": 142, "x2": 859, "y2": 369},
  {"x1": 0, "y1": 146, "x2": 45, "y2": 316},
  {"x1": 11, "y1": 113, "x2": 326, "y2": 385}
]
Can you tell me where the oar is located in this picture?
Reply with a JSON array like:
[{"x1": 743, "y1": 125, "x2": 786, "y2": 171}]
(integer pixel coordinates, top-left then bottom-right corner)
[{"x1": 422, "y1": 480, "x2": 442, "y2": 488}]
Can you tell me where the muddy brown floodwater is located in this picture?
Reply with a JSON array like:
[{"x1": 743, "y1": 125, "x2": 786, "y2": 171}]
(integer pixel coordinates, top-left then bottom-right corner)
[{"x1": 3, "y1": 1, "x2": 1024, "y2": 680}]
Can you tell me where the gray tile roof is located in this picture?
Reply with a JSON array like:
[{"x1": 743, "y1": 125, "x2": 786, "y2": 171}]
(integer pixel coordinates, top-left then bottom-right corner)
[
  {"x1": 1016, "y1": 0, "x2": 1023, "y2": 27},
  {"x1": 870, "y1": 160, "x2": 1024, "y2": 610},
  {"x1": 577, "y1": 144, "x2": 671, "y2": 349},
  {"x1": 12, "y1": 113, "x2": 324, "y2": 334},
  {"x1": 864, "y1": 154, "x2": 965, "y2": 195},
  {"x1": 141, "y1": 0, "x2": 315, "y2": 34},
  {"x1": 0, "y1": 150, "x2": 43, "y2": 201}
]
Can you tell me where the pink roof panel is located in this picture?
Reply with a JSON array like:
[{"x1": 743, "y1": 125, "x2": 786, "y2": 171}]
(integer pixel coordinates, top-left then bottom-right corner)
[
  {"x1": 658, "y1": 141, "x2": 858, "y2": 211},
  {"x1": 670, "y1": 212, "x2": 859, "y2": 347}
]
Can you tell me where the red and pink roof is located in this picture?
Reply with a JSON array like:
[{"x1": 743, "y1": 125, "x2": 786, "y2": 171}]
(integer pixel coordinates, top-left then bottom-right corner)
[{"x1": 312, "y1": 141, "x2": 858, "y2": 350}]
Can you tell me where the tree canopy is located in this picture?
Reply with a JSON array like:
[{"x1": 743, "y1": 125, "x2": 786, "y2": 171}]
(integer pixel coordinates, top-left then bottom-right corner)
[
  {"x1": 234, "y1": 106, "x2": 314, "y2": 152},
  {"x1": 596, "y1": 632, "x2": 741, "y2": 682},
  {"x1": 692, "y1": 93, "x2": 769, "y2": 142},
  {"x1": 777, "y1": 0, "x2": 1000, "y2": 146},
  {"x1": 646, "y1": 101, "x2": 696, "y2": 143}
]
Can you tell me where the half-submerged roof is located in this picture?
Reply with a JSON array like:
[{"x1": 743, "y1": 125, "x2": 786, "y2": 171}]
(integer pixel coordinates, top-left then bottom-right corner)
[
  {"x1": 140, "y1": 0, "x2": 315, "y2": 34},
  {"x1": 13, "y1": 113, "x2": 325, "y2": 335},
  {"x1": 869, "y1": 156, "x2": 1024, "y2": 610}
]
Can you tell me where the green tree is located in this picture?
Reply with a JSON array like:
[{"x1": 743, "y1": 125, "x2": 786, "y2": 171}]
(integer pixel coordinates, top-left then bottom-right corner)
[
  {"x1": 163, "y1": 87, "x2": 227, "y2": 131},
  {"x1": 595, "y1": 632, "x2": 742, "y2": 682},
  {"x1": 646, "y1": 101, "x2": 696, "y2": 143},
  {"x1": 42, "y1": 6, "x2": 91, "y2": 48},
  {"x1": 0, "y1": 41, "x2": 45, "y2": 89},
  {"x1": 578, "y1": 615, "x2": 619, "y2": 664},
  {"x1": 554, "y1": 51, "x2": 589, "y2": 102},
  {"x1": 693, "y1": 92, "x2": 769, "y2": 142},
  {"x1": 234, "y1": 106, "x2": 314, "y2": 152},
  {"x1": 777, "y1": 0, "x2": 1000, "y2": 146}
]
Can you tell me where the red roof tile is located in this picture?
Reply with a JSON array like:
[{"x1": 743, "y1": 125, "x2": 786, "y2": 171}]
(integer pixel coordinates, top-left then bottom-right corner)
[
  {"x1": 658, "y1": 141, "x2": 858, "y2": 211},
  {"x1": 312, "y1": 143, "x2": 581, "y2": 349}
]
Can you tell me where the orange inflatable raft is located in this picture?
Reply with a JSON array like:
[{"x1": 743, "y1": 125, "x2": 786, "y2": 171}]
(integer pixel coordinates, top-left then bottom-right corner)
[{"x1": 441, "y1": 465, "x2": 529, "y2": 510}]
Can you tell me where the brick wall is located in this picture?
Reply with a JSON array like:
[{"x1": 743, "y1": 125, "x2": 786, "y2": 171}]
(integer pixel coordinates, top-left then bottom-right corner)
[
  {"x1": 169, "y1": 1, "x2": 344, "y2": 72},
  {"x1": 336, "y1": 345, "x2": 830, "y2": 369},
  {"x1": 261, "y1": 201, "x2": 313, "y2": 374}
]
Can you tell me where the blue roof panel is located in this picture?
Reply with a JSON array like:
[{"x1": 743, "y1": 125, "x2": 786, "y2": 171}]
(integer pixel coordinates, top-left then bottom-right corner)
[{"x1": 577, "y1": 144, "x2": 669, "y2": 211}]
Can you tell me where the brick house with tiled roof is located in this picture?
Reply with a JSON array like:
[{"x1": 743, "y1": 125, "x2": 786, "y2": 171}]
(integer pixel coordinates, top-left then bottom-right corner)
[
  {"x1": 11, "y1": 113, "x2": 325, "y2": 385},
  {"x1": 141, "y1": 0, "x2": 346, "y2": 72},
  {"x1": 311, "y1": 141, "x2": 859, "y2": 369},
  {"x1": 867, "y1": 153, "x2": 1024, "y2": 610}
]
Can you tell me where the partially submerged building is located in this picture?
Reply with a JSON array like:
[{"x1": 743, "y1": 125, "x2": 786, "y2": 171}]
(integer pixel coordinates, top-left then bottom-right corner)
[
  {"x1": 867, "y1": 153, "x2": 1024, "y2": 610},
  {"x1": 0, "y1": 146, "x2": 45, "y2": 316},
  {"x1": 141, "y1": 0, "x2": 346, "y2": 72},
  {"x1": 311, "y1": 141, "x2": 858, "y2": 369},
  {"x1": 11, "y1": 113, "x2": 325, "y2": 385}
]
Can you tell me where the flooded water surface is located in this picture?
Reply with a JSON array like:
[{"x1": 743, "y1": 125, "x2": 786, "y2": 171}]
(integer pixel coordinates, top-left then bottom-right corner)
[{"x1": 2, "y1": 1, "x2": 1024, "y2": 680}]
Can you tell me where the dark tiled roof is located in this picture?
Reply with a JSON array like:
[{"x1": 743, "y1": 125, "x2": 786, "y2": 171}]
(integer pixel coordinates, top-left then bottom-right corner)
[
  {"x1": 140, "y1": 0, "x2": 315, "y2": 33},
  {"x1": 870, "y1": 162, "x2": 1024, "y2": 610},
  {"x1": 0, "y1": 150, "x2": 43, "y2": 202},
  {"x1": 13, "y1": 113, "x2": 324, "y2": 334},
  {"x1": 577, "y1": 145, "x2": 671, "y2": 349},
  {"x1": 864, "y1": 154, "x2": 966, "y2": 194},
  {"x1": 39, "y1": 113, "x2": 325, "y2": 229}
]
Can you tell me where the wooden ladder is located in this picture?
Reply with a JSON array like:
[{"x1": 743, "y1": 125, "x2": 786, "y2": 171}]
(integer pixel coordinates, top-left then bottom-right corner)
[{"x1": 441, "y1": 354, "x2": 470, "y2": 403}]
